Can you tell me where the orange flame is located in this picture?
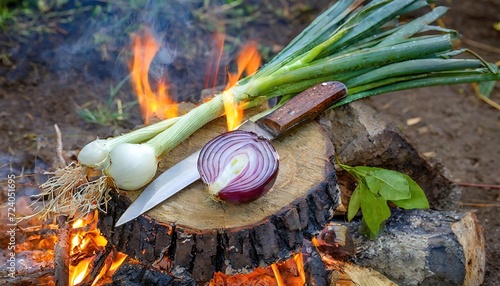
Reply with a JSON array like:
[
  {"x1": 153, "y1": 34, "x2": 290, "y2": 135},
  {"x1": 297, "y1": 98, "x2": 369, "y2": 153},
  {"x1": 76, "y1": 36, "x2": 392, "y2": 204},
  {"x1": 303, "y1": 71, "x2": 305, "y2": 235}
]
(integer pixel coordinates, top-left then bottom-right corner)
[
  {"x1": 109, "y1": 252, "x2": 128, "y2": 272},
  {"x1": 70, "y1": 258, "x2": 92, "y2": 285},
  {"x1": 210, "y1": 252, "x2": 305, "y2": 285},
  {"x1": 222, "y1": 90, "x2": 243, "y2": 131},
  {"x1": 204, "y1": 32, "x2": 225, "y2": 91},
  {"x1": 293, "y1": 253, "x2": 306, "y2": 282},
  {"x1": 72, "y1": 218, "x2": 85, "y2": 229},
  {"x1": 271, "y1": 264, "x2": 286, "y2": 286},
  {"x1": 68, "y1": 211, "x2": 127, "y2": 285},
  {"x1": 223, "y1": 41, "x2": 261, "y2": 131},
  {"x1": 130, "y1": 29, "x2": 178, "y2": 124},
  {"x1": 311, "y1": 236, "x2": 320, "y2": 248},
  {"x1": 225, "y1": 41, "x2": 261, "y2": 90},
  {"x1": 91, "y1": 251, "x2": 128, "y2": 286}
]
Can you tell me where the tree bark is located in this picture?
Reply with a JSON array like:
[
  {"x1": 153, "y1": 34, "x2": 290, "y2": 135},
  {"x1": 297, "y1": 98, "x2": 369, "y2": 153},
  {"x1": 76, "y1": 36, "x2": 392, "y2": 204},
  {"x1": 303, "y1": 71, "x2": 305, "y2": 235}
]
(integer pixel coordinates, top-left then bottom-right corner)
[
  {"x1": 98, "y1": 117, "x2": 340, "y2": 282},
  {"x1": 346, "y1": 209, "x2": 485, "y2": 286}
]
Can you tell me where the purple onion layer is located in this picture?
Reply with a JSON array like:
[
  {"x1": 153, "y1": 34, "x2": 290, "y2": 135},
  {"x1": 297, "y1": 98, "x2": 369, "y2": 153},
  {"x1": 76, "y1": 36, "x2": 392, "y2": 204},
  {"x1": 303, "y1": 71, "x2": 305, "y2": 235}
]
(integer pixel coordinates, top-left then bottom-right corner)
[{"x1": 197, "y1": 130, "x2": 279, "y2": 204}]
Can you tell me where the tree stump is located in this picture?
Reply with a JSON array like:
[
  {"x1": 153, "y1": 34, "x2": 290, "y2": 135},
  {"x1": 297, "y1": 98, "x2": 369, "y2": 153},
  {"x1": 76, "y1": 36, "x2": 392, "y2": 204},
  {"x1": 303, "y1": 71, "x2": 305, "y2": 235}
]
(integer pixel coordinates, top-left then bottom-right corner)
[{"x1": 98, "y1": 115, "x2": 340, "y2": 282}]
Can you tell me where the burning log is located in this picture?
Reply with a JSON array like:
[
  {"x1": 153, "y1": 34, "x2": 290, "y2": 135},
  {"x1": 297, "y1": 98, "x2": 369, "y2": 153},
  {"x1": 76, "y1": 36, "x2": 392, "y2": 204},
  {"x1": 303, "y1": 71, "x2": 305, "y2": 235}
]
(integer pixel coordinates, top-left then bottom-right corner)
[
  {"x1": 302, "y1": 239, "x2": 333, "y2": 285},
  {"x1": 109, "y1": 258, "x2": 195, "y2": 286},
  {"x1": 0, "y1": 219, "x2": 57, "y2": 285},
  {"x1": 54, "y1": 216, "x2": 71, "y2": 286},
  {"x1": 1, "y1": 269, "x2": 55, "y2": 286},
  {"x1": 75, "y1": 243, "x2": 113, "y2": 285},
  {"x1": 98, "y1": 115, "x2": 340, "y2": 283}
]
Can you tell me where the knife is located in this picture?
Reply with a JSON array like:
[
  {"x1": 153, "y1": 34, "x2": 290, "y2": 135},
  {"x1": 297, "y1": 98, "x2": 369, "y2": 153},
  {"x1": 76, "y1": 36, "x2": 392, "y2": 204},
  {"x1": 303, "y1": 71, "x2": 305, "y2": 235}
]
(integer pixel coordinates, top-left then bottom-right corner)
[{"x1": 115, "y1": 81, "x2": 347, "y2": 226}]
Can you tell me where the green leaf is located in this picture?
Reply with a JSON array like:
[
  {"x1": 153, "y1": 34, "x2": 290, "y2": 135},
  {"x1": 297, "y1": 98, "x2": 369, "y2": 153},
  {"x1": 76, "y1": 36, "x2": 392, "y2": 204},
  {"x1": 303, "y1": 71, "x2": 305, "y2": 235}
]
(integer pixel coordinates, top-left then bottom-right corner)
[
  {"x1": 367, "y1": 169, "x2": 411, "y2": 200},
  {"x1": 359, "y1": 182, "x2": 391, "y2": 236},
  {"x1": 364, "y1": 174, "x2": 381, "y2": 194},
  {"x1": 338, "y1": 162, "x2": 429, "y2": 238},
  {"x1": 478, "y1": 81, "x2": 496, "y2": 98},
  {"x1": 377, "y1": 6, "x2": 449, "y2": 47},
  {"x1": 391, "y1": 174, "x2": 430, "y2": 209},
  {"x1": 344, "y1": 165, "x2": 411, "y2": 199},
  {"x1": 347, "y1": 186, "x2": 361, "y2": 221}
]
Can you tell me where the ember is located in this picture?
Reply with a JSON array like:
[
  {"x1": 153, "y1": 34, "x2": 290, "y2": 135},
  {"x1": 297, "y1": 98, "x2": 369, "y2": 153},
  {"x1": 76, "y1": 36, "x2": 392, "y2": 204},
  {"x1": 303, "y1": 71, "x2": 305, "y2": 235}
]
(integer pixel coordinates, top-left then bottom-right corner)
[{"x1": 210, "y1": 253, "x2": 305, "y2": 286}]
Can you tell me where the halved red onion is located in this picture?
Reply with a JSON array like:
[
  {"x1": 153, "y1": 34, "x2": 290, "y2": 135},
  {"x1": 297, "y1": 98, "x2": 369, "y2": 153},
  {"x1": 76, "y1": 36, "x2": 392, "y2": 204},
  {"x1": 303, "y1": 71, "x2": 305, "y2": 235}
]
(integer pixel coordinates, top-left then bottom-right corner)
[{"x1": 197, "y1": 130, "x2": 279, "y2": 204}]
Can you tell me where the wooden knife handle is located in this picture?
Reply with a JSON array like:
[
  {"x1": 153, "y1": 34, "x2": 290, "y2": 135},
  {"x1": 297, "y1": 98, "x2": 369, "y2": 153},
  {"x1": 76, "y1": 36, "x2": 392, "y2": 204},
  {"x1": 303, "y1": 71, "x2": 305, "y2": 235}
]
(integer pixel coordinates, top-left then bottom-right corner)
[{"x1": 256, "y1": 81, "x2": 347, "y2": 138}]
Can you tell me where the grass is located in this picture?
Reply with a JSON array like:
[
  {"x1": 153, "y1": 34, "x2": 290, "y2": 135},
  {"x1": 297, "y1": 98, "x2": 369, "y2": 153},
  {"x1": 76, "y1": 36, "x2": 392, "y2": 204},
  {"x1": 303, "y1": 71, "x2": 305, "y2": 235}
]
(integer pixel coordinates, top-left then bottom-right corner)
[
  {"x1": 78, "y1": 76, "x2": 136, "y2": 126},
  {"x1": 0, "y1": 0, "x2": 95, "y2": 40}
]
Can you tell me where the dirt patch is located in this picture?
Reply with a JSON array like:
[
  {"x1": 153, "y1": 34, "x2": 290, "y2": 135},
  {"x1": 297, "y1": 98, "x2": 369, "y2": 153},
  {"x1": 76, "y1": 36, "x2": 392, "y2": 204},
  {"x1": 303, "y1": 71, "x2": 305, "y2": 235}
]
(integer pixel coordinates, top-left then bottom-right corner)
[{"x1": 0, "y1": 0, "x2": 498, "y2": 284}]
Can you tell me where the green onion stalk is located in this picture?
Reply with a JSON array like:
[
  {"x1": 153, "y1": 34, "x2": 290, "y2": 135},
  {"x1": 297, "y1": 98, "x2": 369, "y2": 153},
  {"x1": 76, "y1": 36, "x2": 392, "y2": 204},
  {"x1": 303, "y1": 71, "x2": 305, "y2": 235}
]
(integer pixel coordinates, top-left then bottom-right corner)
[{"x1": 36, "y1": 0, "x2": 499, "y2": 220}]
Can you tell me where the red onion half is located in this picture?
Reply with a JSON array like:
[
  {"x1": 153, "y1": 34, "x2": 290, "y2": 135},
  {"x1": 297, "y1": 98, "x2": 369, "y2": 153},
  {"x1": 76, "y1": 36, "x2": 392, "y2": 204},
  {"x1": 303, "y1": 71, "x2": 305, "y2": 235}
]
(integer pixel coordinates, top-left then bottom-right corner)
[{"x1": 197, "y1": 130, "x2": 279, "y2": 204}]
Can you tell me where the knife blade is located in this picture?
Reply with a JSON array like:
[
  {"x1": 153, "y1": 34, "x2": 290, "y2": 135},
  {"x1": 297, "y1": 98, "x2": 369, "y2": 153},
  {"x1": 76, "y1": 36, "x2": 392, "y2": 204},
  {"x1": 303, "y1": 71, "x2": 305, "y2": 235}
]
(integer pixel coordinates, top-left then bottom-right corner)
[{"x1": 115, "y1": 81, "x2": 347, "y2": 226}]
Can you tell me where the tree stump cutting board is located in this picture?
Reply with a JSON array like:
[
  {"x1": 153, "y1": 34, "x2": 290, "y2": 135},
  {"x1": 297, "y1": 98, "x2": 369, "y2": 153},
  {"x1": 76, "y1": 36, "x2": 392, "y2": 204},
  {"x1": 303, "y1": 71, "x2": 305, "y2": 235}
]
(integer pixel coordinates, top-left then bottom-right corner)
[{"x1": 98, "y1": 114, "x2": 340, "y2": 282}]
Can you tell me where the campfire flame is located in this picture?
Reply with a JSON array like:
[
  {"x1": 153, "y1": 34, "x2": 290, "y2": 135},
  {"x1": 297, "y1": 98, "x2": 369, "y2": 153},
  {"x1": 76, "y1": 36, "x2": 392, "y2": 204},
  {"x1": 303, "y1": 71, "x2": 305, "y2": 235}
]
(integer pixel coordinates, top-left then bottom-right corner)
[
  {"x1": 225, "y1": 41, "x2": 261, "y2": 90},
  {"x1": 204, "y1": 32, "x2": 225, "y2": 91},
  {"x1": 68, "y1": 211, "x2": 127, "y2": 285},
  {"x1": 130, "y1": 28, "x2": 178, "y2": 124},
  {"x1": 109, "y1": 252, "x2": 128, "y2": 272},
  {"x1": 70, "y1": 258, "x2": 92, "y2": 285},
  {"x1": 223, "y1": 41, "x2": 261, "y2": 131},
  {"x1": 130, "y1": 26, "x2": 260, "y2": 128},
  {"x1": 90, "y1": 252, "x2": 128, "y2": 286},
  {"x1": 210, "y1": 252, "x2": 305, "y2": 285}
]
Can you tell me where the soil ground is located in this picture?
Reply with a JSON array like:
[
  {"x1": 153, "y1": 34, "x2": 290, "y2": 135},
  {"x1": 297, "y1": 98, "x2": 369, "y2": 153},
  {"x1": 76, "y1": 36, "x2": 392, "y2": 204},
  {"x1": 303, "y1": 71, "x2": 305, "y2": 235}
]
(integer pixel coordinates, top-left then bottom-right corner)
[{"x1": 0, "y1": 0, "x2": 498, "y2": 284}]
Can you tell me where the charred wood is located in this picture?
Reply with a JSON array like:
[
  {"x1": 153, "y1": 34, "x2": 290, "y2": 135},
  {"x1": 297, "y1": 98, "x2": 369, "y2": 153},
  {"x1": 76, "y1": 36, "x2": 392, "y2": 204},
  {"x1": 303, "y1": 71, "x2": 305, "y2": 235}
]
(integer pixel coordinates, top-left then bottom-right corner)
[
  {"x1": 0, "y1": 269, "x2": 54, "y2": 286},
  {"x1": 107, "y1": 258, "x2": 195, "y2": 286},
  {"x1": 54, "y1": 216, "x2": 70, "y2": 286}
]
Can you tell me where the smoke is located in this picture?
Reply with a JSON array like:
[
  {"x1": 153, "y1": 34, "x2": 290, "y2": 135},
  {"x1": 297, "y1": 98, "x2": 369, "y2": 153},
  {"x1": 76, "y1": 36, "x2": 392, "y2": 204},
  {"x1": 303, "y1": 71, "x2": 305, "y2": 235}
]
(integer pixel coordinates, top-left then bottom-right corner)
[
  {"x1": 45, "y1": 0, "x2": 230, "y2": 101},
  {"x1": 5, "y1": 0, "x2": 258, "y2": 99}
]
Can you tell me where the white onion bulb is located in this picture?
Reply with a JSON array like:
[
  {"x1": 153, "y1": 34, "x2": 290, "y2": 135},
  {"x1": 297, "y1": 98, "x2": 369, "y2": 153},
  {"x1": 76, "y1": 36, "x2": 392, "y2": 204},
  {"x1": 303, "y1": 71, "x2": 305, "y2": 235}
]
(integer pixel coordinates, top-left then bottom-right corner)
[
  {"x1": 77, "y1": 139, "x2": 112, "y2": 169},
  {"x1": 105, "y1": 143, "x2": 158, "y2": 190}
]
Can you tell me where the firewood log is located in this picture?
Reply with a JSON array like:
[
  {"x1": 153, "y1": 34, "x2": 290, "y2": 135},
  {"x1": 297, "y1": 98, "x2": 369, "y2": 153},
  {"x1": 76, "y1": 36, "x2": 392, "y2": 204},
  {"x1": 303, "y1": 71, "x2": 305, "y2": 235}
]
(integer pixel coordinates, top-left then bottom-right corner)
[
  {"x1": 98, "y1": 115, "x2": 340, "y2": 283},
  {"x1": 346, "y1": 209, "x2": 485, "y2": 286}
]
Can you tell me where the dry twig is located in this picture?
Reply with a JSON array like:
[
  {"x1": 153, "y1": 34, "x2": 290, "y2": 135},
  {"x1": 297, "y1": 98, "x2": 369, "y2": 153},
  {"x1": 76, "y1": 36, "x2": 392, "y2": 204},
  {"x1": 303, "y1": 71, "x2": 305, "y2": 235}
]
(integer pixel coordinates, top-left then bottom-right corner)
[{"x1": 54, "y1": 124, "x2": 66, "y2": 168}]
